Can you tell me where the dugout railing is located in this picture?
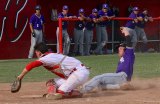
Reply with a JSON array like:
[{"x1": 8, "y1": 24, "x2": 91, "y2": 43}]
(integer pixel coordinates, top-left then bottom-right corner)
[{"x1": 51, "y1": 17, "x2": 160, "y2": 53}]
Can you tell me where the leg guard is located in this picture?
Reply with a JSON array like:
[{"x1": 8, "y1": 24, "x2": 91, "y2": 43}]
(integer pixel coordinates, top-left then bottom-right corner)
[{"x1": 46, "y1": 79, "x2": 57, "y2": 94}]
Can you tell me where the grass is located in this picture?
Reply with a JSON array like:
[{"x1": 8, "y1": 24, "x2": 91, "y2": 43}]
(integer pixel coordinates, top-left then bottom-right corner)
[{"x1": 0, "y1": 53, "x2": 160, "y2": 83}]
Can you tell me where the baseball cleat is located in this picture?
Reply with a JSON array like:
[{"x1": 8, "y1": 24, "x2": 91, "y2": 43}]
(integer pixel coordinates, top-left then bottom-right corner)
[{"x1": 45, "y1": 93, "x2": 63, "y2": 100}]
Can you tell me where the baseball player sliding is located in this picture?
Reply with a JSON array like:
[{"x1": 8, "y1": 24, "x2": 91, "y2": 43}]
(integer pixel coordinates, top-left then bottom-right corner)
[
  {"x1": 17, "y1": 42, "x2": 90, "y2": 100},
  {"x1": 81, "y1": 27, "x2": 135, "y2": 93}
]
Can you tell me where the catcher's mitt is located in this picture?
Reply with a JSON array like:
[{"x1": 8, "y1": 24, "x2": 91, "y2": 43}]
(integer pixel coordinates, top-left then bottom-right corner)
[{"x1": 11, "y1": 78, "x2": 21, "y2": 93}]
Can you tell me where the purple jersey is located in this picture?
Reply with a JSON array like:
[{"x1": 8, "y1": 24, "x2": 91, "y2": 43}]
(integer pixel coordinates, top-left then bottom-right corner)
[
  {"x1": 125, "y1": 12, "x2": 138, "y2": 29},
  {"x1": 29, "y1": 14, "x2": 45, "y2": 30},
  {"x1": 58, "y1": 12, "x2": 72, "y2": 30},
  {"x1": 98, "y1": 10, "x2": 114, "y2": 26},
  {"x1": 85, "y1": 14, "x2": 97, "y2": 30},
  {"x1": 75, "y1": 14, "x2": 85, "y2": 30},
  {"x1": 137, "y1": 13, "x2": 150, "y2": 28},
  {"x1": 116, "y1": 48, "x2": 135, "y2": 81}
]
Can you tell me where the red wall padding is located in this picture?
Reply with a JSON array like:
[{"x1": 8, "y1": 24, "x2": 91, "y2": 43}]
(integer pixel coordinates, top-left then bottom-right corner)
[{"x1": 0, "y1": 0, "x2": 159, "y2": 59}]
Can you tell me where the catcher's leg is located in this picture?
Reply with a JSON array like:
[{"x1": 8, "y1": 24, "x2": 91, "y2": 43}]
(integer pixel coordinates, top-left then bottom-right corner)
[{"x1": 46, "y1": 69, "x2": 89, "y2": 100}]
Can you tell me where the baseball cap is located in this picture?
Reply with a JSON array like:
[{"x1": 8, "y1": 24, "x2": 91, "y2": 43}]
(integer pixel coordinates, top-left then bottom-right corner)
[
  {"x1": 79, "y1": 8, "x2": 84, "y2": 13},
  {"x1": 35, "y1": 5, "x2": 41, "y2": 10},
  {"x1": 132, "y1": 7, "x2": 139, "y2": 11},
  {"x1": 102, "y1": 4, "x2": 109, "y2": 9},
  {"x1": 63, "y1": 5, "x2": 69, "y2": 10},
  {"x1": 92, "y1": 8, "x2": 98, "y2": 13}
]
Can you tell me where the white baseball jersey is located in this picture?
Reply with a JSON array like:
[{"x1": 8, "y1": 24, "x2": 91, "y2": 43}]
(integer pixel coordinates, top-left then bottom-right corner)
[{"x1": 38, "y1": 53, "x2": 83, "y2": 77}]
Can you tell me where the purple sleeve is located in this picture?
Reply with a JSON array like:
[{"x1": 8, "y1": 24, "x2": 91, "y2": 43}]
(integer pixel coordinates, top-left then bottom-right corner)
[
  {"x1": 107, "y1": 10, "x2": 114, "y2": 16},
  {"x1": 129, "y1": 13, "x2": 136, "y2": 19},
  {"x1": 58, "y1": 13, "x2": 63, "y2": 18},
  {"x1": 98, "y1": 10, "x2": 103, "y2": 17},
  {"x1": 67, "y1": 13, "x2": 73, "y2": 17},
  {"x1": 29, "y1": 15, "x2": 35, "y2": 24}
]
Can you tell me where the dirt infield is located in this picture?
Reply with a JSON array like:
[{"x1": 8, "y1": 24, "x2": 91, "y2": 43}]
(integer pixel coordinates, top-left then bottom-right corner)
[{"x1": 1, "y1": 78, "x2": 160, "y2": 104}]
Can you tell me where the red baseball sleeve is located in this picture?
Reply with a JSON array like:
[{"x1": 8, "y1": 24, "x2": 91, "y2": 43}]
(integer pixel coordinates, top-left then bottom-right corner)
[{"x1": 25, "y1": 60, "x2": 43, "y2": 71}]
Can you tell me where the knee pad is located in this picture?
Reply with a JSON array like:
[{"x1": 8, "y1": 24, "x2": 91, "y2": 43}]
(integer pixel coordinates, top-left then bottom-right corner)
[
  {"x1": 46, "y1": 79, "x2": 55, "y2": 86},
  {"x1": 46, "y1": 79, "x2": 57, "y2": 94}
]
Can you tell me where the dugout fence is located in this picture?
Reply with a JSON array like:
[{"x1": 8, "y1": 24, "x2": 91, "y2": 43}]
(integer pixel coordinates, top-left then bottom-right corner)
[{"x1": 51, "y1": 17, "x2": 160, "y2": 54}]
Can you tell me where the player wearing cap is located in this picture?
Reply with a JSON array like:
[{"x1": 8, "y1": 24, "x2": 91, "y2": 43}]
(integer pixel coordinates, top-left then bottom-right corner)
[
  {"x1": 28, "y1": 5, "x2": 45, "y2": 59},
  {"x1": 56, "y1": 5, "x2": 73, "y2": 55},
  {"x1": 94, "y1": 4, "x2": 115, "y2": 55},
  {"x1": 81, "y1": 27, "x2": 135, "y2": 93},
  {"x1": 73, "y1": 8, "x2": 86, "y2": 56},
  {"x1": 125, "y1": 7, "x2": 140, "y2": 49},
  {"x1": 135, "y1": 9, "x2": 153, "y2": 52},
  {"x1": 84, "y1": 8, "x2": 99, "y2": 56}
]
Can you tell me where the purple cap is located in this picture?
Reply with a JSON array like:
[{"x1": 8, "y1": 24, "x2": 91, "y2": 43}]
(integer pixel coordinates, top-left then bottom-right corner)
[
  {"x1": 102, "y1": 4, "x2": 109, "y2": 9},
  {"x1": 35, "y1": 5, "x2": 41, "y2": 10},
  {"x1": 132, "y1": 7, "x2": 139, "y2": 11},
  {"x1": 79, "y1": 8, "x2": 84, "y2": 13},
  {"x1": 92, "y1": 8, "x2": 98, "y2": 13},
  {"x1": 63, "y1": 5, "x2": 69, "y2": 10}
]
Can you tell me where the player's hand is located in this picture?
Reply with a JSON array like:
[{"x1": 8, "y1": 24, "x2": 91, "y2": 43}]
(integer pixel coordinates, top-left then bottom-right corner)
[
  {"x1": 137, "y1": 17, "x2": 143, "y2": 21},
  {"x1": 148, "y1": 17, "x2": 153, "y2": 22},
  {"x1": 98, "y1": 17, "x2": 104, "y2": 21},
  {"x1": 32, "y1": 32, "x2": 36, "y2": 37},
  {"x1": 78, "y1": 17, "x2": 84, "y2": 21},
  {"x1": 133, "y1": 18, "x2": 138, "y2": 23}
]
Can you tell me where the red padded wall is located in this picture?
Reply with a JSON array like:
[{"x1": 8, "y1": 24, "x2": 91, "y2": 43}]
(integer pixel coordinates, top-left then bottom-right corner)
[{"x1": 0, "y1": 0, "x2": 159, "y2": 59}]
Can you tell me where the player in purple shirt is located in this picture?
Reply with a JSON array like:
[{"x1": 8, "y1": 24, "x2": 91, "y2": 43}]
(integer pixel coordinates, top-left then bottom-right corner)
[
  {"x1": 73, "y1": 8, "x2": 86, "y2": 56},
  {"x1": 94, "y1": 4, "x2": 115, "y2": 55},
  {"x1": 135, "y1": 9, "x2": 153, "y2": 52},
  {"x1": 125, "y1": 7, "x2": 140, "y2": 49},
  {"x1": 28, "y1": 5, "x2": 45, "y2": 59},
  {"x1": 81, "y1": 27, "x2": 134, "y2": 93},
  {"x1": 84, "y1": 8, "x2": 99, "y2": 56},
  {"x1": 56, "y1": 5, "x2": 74, "y2": 55}
]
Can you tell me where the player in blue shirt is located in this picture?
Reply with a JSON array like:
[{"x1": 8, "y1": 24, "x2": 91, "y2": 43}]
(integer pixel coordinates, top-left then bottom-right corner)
[
  {"x1": 94, "y1": 4, "x2": 115, "y2": 55},
  {"x1": 84, "y1": 8, "x2": 99, "y2": 56},
  {"x1": 81, "y1": 27, "x2": 135, "y2": 93},
  {"x1": 56, "y1": 5, "x2": 74, "y2": 55},
  {"x1": 135, "y1": 9, "x2": 153, "y2": 52},
  {"x1": 28, "y1": 5, "x2": 45, "y2": 59}
]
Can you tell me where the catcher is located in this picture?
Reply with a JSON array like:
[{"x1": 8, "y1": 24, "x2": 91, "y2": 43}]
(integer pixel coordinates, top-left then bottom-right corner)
[
  {"x1": 11, "y1": 42, "x2": 90, "y2": 100},
  {"x1": 81, "y1": 27, "x2": 135, "y2": 93}
]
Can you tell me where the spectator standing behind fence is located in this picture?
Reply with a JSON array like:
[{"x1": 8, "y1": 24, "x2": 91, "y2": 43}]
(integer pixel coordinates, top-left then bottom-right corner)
[
  {"x1": 73, "y1": 8, "x2": 86, "y2": 56},
  {"x1": 125, "y1": 7, "x2": 140, "y2": 49},
  {"x1": 94, "y1": 4, "x2": 115, "y2": 55},
  {"x1": 28, "y1": 5, "x2": 45, "y2": 59},
  {"x1": 135, "y1": 9, "x2": 153, "y2": 52},
  {"x1": 56, "y1": 5, "x2": 73, "y2": 55},
  {"x1": 84, "y1": 8, "x2": 99, "y2": 56}
]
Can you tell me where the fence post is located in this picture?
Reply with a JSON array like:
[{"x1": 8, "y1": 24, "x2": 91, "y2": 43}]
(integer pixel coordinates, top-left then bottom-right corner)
[
  {"x1": 58, "y1": 18, "x2": 63, "y2": 53},
  {"x1": 111, "y1": 20, "x2": 115, "y2": 53}
]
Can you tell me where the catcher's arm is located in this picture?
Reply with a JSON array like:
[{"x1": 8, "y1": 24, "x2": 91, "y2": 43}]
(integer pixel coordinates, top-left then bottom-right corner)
[
  {"x1": 17, "y1": 68, "x2": 29, "y2": 80},
  {"x1": 11, "y1": 61, "x2": 43, "y2": 93}
]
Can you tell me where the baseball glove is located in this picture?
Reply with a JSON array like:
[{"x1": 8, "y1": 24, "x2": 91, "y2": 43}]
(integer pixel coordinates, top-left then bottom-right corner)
[{"x1": 11, "y1": 78, "x2": 21, "y2": 93}]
